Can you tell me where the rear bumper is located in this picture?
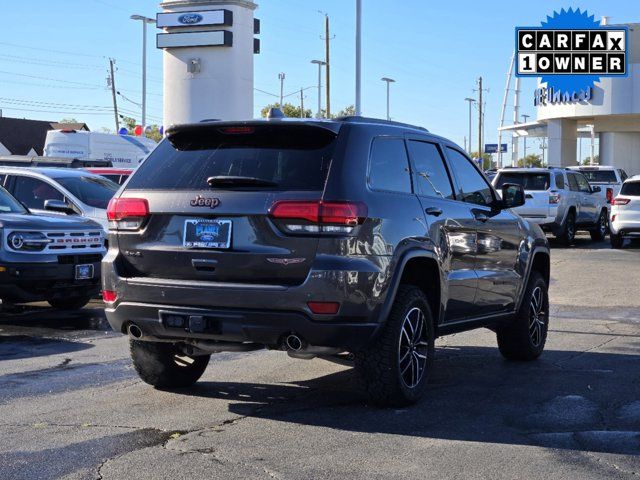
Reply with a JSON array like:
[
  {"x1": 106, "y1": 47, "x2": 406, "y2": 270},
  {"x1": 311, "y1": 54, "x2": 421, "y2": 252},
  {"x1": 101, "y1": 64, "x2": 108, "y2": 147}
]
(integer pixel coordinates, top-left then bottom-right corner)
[
  {"x1": 105, "y1": 302, "x2": 378, "y2": 350},
  {"x1": 610, "y1": 219, "x2": 640, "y2": 236},
  {"x1": 102, "y1": 255, "x2": 389, "y2": 350},
  {"x1": 0, "y1": 261, "x2": 101, "y2": 303}
]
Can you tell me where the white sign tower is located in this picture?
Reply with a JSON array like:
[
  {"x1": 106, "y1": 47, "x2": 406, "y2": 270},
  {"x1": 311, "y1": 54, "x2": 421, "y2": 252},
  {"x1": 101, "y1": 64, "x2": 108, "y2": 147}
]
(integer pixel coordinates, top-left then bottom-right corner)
[{"x1": 158, "y1": 0, "x2": 259, "y2": 126}]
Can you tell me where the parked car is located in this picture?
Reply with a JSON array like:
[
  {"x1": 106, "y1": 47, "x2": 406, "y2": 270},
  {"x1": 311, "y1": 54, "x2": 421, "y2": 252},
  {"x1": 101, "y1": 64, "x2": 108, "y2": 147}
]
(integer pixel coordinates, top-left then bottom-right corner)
[
  {"x1": 0, "y1": 184, "x2": 105, "y2": 309},
  {"x1": 493, "y1": 167, "x2": 609, "y2": 245},
  {"x1": 610, "y1": 175, "x2": 640, "y2": 248},
  {"x1": 86, "y1": 168, "x2": 133, "y2": 185},
  {"x1": 0, "y1": 167, "x2": 119, "y2": 232},
  {"x1": 102, "y1": 116, "x2": 551, "y2": 406},
  {"x1": 567, "y1": 165, "x2": 628, "y2": 206}
]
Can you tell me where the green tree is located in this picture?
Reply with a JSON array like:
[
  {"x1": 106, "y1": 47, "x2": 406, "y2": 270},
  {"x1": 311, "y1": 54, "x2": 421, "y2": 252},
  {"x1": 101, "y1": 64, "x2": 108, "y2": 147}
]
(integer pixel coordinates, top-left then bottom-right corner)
[
  {"x1": 118, "y1": 116, "x2": 162, "y2": 142},
  {"x1": 59, "y1": 117, "x2": 79, "y2": 124},
  {"x1": 470, "y1": 152, "x2": 492, "y2": 170},
  {"x1": 260, "y1": 103, "x2": 312, "y2": 119},
  {"x1": 581, "y1": 154, "x2": 599, "y2": 165},
  {"x1": 517, "y1": 154, "x2": 543, "y2": 168}
]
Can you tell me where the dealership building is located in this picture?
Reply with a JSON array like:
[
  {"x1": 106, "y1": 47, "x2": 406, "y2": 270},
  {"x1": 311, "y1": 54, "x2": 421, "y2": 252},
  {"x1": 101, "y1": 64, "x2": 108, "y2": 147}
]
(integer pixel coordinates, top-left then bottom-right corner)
[{"x1": 500, "y1": 21, "x2": 640, "y2": 176}]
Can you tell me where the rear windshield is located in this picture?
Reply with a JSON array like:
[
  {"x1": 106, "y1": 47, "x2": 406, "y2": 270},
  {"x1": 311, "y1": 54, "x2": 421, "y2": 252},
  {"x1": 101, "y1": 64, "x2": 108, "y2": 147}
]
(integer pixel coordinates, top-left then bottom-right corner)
[
  {"x1": 579, "y1": 170, "x2": 617, "y2": 183},
  {"x1": 125, "y1": 125, "x2": 337, "y2": 191},
  {"x1": 495, "y1": 172, "x2": 550, "y2": 191},
  {"x1": 621, "y1": 181, "x2": 640, "y2": 196},
  {"x1": 57, "y1": 176, "x2": 119, "y2": 209}
]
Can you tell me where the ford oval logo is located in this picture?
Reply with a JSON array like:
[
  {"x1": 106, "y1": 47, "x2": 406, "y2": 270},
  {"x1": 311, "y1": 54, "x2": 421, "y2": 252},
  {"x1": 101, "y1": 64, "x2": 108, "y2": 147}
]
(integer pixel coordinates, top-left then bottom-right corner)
[{"x1": 178, "y1": 13, "x2": 203, "y2": 25}]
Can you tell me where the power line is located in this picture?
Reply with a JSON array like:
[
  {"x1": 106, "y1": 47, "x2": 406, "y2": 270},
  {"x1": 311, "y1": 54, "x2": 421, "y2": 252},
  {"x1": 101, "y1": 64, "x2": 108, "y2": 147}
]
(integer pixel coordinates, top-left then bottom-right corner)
[{"x1": 0, "y1": 70, "x2": 105, "y2": 88}]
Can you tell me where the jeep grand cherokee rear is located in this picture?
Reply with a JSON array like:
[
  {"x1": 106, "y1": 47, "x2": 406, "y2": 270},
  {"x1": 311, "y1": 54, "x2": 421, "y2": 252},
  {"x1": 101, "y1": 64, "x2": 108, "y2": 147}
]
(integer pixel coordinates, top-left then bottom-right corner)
[{"x1": 103, "y1": 118, "x2": 550, "y2": 406}]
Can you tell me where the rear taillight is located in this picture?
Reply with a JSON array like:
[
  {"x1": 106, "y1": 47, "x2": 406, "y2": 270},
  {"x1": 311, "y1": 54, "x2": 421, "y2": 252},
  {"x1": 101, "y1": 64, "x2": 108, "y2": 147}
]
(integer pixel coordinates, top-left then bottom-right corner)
[
  {"x1": 102, "y1": 290, "x2": 117, "y2": 303},
  {"x1": 107, "y1": 198, "x2": 149, "y2": 230},
  {"x1": 611, "y1": 197, "x2": 630, "y2": 206},
  {"x1": 606, "y1": 188, "x2": 614, "y2": 204},
  {"x1": 307, "y1": 301, "x2": 340, "y2": 314},
  {"x1": 269, "y1": 200, "x2": 367, "y2": 234},
  {"x1": 549, "y1": 193, "x2": 561, "y2": 204}
]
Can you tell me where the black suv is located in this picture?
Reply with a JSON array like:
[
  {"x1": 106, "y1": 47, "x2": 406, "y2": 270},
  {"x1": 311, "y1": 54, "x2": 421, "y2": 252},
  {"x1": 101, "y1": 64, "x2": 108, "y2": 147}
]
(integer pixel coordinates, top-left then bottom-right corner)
[{"x1": 102, "y1": 117, "x2": 550, "y2": 406}]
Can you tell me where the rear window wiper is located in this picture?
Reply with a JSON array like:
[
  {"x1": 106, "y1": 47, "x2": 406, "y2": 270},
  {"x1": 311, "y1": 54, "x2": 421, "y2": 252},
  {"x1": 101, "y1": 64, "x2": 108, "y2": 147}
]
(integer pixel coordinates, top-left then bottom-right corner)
[{"x1": 207, "y1": 176, "x2": 279, "y2": 188}]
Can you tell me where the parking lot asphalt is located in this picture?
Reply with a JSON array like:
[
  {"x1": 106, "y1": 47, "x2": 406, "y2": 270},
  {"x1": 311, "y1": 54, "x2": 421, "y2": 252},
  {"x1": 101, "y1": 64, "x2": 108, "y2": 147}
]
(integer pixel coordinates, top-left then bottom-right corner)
[{"x1": 0, "y1": 235, "x2": 639, "y2": 480}]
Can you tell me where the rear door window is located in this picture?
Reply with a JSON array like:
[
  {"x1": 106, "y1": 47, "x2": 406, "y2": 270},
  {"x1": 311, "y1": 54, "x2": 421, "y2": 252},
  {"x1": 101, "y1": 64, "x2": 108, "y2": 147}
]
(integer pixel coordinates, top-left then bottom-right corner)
[
  {"x1": 567, "y1": 173, "x2": 580, "y2": 192},
  {"x1": 555, "y1": 173, "x2": 565, "y2": 189},
  {"x1": 575, "y1": 173, "x2": 592, "y2": 193},
  {"x1": 495, "y1": 172, "x2": 550, "y2": 191},
  {"x1": 126, "y1": 125, "x2": 336, "y2": 191},
  {"x1": 406, "y1": 140, "x2": 454, "y2": 199},
  {"x1": 368, "y1": 137, "x2": 412, "y2": 194}
]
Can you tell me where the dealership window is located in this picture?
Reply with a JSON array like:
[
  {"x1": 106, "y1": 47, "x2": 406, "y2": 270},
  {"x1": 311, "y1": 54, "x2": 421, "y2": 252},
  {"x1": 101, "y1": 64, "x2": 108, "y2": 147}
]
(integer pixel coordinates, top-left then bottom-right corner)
[
  {"x1": 369, "y1": 138, "x2": 412, "y2": 193},
  {"x1": 407, "y1": 140, "x2": 454, "y2": 199},
  {"x1": 446, "y1": 148, "x2": 493, "y2": 206}
]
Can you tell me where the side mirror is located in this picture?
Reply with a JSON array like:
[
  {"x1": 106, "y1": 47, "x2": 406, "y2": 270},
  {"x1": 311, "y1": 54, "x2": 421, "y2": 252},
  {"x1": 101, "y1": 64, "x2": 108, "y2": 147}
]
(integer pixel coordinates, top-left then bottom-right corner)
[
  {"x1": 44, "y1": 199, "x2": 75, "y2": 214},
  {"x1": 501, "y1": 183, "x2": 525, "y2": 209},
  {"x1": 592, "y1": 186, "x2": 602, "y2": 193}
]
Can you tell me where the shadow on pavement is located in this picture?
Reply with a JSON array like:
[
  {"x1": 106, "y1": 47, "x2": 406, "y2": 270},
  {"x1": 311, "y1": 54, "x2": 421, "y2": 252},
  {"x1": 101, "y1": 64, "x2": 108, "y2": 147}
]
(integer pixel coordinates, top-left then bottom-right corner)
[
  {"x1": 0, "y1": 335, "x2": 93, "y2": 361},
  {"x1": 181, "y1": 345, "x2": 640, "y2": 456}
]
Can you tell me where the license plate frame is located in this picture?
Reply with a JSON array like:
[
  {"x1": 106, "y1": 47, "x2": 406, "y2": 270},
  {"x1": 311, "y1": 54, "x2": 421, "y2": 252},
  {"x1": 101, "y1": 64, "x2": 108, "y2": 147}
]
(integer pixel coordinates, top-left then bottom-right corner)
[
  {"x1": 75, "y1": 264, "x2": 94, "y2": 280},
  {"x1": 183, "y1": 219, "x2": 232, "y2": 249}
]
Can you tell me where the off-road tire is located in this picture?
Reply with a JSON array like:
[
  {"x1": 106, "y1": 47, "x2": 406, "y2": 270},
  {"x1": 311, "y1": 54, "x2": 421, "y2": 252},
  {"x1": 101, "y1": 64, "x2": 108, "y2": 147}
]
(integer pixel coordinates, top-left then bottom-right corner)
[
  {"x1": 130, "y1": 339, "x2": 210, "y2": 389},
  {"x1": 355, "y1": 285, "x2": 435, "y2": 407},
  {"x1": 557, "y1": 210, "x2": 576, "y2": 246},
  {"x1": 48, "y1": 296, "x2": 92, "y2": 310},
  {"x1": 589, "y1": 209, "x2": 608, "y2": 241},
  {"x1": 496, "y1": 271, "x2": 549, "y2": 361},
  {"x1": 610, "y1": 232, "x2": 624, "y2": 249}
]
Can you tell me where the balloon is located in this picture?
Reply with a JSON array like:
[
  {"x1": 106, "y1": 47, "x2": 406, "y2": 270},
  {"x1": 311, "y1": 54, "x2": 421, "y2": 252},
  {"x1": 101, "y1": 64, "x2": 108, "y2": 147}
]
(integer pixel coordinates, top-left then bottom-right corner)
[
  {"x1": 159, "y1": 126, "x2": 164, "y2": 135},
  {"x1": 118, "y1": 127, "x2": 128, "y2": 135},
  {"x1": 133, "y1": 125, "x2": 143, "y2": 136}
]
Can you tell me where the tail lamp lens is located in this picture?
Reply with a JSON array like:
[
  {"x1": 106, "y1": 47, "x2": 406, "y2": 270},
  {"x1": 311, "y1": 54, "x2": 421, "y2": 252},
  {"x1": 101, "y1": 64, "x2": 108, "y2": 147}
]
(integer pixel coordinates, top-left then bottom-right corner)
[
  {"x1": 107, "y1": 198, "x2": 149, "y2": 230},
  {"x1": 606, "y1": 188, "x2": 614, "y2": 204},
  {"x1": 611, "y1": 198, "x2": 630, "y2": 206},
  {"x1": 549, "y1": 193, "x2": 561, "y2": 204},
  {"x1": 269, "y1": 201, "x2": 367, "y2": 234},
  {"x1": 102, "y1": 290, "x2": 117, "y2": 303}
]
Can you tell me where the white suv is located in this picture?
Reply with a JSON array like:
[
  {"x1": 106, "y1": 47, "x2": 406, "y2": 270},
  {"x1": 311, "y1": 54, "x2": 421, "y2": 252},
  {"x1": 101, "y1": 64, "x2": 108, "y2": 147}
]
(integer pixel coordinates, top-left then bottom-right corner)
[
  {"x1": 567, "y1": 166, "x2": 628, "y2": 206},
  {"x1": 610, "y1": 175, "x2": 640, "y2": 249}
]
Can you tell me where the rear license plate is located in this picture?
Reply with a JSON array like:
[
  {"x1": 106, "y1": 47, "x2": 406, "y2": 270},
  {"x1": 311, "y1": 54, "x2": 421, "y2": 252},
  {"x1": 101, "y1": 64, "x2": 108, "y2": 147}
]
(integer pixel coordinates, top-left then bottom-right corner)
[
  {"x1": 183, "y1": 219, "x2": 232, "y2": 249},
  {"x1": 75, "y1": 264, "x2": 94, "y2": 280}
]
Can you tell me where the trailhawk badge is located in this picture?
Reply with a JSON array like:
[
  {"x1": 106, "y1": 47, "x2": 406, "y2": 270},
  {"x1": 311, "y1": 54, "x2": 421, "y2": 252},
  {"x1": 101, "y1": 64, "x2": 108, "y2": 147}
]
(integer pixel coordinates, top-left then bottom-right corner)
[
  {"x1": 267, "y1": 258, "x2": 306, "y2": 266},
  {"x1": 190, "y1": 195, "x2": 220, "y2": 209}
]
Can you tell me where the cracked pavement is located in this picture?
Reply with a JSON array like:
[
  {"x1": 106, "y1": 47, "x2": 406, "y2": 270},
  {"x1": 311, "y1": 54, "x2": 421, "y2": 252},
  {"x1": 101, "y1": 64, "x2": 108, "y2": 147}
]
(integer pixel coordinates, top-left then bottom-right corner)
[{"x1": 0, "y1": 235, "x2": 639, "y2": 479}]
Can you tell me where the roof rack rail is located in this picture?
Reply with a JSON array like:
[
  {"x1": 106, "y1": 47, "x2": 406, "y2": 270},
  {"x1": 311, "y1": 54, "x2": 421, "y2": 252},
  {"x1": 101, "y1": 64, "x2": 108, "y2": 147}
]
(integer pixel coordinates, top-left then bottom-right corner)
[
  {"x1": 335, "y1": 116, "x2": 428, "y2": 132},
  {"x1": 0, "y1": 155, "x2": 113, "y2": 168}
]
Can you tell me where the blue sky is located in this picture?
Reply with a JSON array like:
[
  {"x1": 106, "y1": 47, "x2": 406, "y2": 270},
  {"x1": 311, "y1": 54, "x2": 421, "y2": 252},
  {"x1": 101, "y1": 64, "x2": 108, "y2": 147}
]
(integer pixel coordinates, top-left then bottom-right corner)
[{"x1": 0, "y1": 0, "x2": 636, "y2": 155}]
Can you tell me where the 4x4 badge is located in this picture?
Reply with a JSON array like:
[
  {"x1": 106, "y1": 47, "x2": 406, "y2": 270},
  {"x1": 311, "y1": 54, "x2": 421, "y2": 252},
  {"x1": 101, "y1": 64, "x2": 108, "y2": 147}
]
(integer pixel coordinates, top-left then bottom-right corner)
[{"x1": 190, "y1": 195, "x2": 220, "y2": 209}]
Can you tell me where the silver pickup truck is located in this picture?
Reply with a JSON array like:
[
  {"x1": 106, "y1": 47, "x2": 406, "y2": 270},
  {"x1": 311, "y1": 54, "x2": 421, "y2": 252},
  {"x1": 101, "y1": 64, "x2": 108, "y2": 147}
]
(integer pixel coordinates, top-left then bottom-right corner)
[
  {"x1": 0, "y1": 185, "x2": 105, "y2": 309},
  {"x1": 493, "y1": 167, "x2": 609, "y2": 245},
  {"x1": 567, "y1": 166, "x2": 629, "y2": 206}
]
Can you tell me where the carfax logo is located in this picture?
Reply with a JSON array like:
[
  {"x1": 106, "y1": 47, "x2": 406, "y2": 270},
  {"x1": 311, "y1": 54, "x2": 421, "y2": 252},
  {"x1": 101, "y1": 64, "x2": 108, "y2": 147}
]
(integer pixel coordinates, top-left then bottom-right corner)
[{"x1": 516, "y1": 8, "x2": 628, "y2": 95}]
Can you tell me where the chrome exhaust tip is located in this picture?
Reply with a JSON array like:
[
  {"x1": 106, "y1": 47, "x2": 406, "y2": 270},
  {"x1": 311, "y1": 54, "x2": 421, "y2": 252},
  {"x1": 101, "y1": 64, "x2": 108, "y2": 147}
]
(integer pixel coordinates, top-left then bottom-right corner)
[
  {"x1": 128, "y1": 323, "x2": 143, "y2": 339},
  {"x1": 285, "y1": 334, "x2": 304, "y2": 352}
]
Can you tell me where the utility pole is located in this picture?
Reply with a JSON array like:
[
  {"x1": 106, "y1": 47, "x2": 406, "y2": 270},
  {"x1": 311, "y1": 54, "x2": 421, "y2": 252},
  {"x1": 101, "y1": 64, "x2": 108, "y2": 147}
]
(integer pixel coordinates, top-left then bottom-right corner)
[
  {"x1": 322, "y1": 13, "x2": 332, "y2": 118},
  {"x1": 355, "y1": 0, "x2": 362, "y2": 116},
  {"x1": 311, "y1": 60, "x2": 326, "y2": 118},
  {"x1": 464, "y1": 97, "x2": 475, "y2": 155},
  {"x1": 130, "y1": 15, "x2": 156, "y2": 128},
  {"x1": 300, "y1": 88, "x2": 304, "y2": 118},
  {"x1": 108, "y1": 58, "x2": 119, "y2": 131},
  {"x1": 478, "y1": 76, "x2": 483, "y2": 159},
  {"x1": 522, "y1": 114, "x2": 530, "y2": 165},
  {"x1": 278, "y1": 72, "x2": 286, "y2": 107}
]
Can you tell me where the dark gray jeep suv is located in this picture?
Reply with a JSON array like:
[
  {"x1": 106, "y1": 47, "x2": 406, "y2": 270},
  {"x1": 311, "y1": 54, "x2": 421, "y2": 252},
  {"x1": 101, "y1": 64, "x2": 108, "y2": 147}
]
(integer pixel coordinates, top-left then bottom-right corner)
[{"x1": 102, "y1": 117, "x2": 550, "y2": 406}]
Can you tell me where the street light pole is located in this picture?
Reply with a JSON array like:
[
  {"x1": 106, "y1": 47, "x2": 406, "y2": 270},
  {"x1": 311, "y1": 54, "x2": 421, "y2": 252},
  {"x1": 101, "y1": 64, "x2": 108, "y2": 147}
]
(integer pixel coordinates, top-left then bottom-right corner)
[
  {"x1": 381, "y1": 77, "x2": 395, "y2": 120},
  {"x1": 130, "y1": 15, "x2": 156, "y2": 129},
  {"x1": 464, "y1": 97, "x2": 475, "y2": 155},
  {"x1": 355, "y1": 0, "x2": 362, "y2": 116},
  {"x1": 311, "y1": 60, "x2": 326, "y2": 118},
  {"x1": 522, "y1": 114, "x2": 530, "y2": 165}
]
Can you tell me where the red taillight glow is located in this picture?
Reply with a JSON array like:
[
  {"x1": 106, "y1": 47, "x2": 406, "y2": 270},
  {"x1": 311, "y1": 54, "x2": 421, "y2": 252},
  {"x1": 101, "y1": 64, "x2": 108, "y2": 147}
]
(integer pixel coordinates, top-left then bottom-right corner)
[
  {"x1": 549, "y1": 193, "x2": 561, "y2": 205},
  {"x1": 269, "y1": 201, "x2": 367, "y2": 226},
  {"x1": 102, "y1": 290, "x2": 117, "y2": 303},
  {"x1": 606, "y1": 188, "x2": 614, "y2": 204},
  {"x1": 307, "y1": 301, "x2": 340, "y2": 315},
  {"x1": 107, "y1": 198, "x2": 149, "y2": 221},
  {"x1": 611, "y1": 197, "x2": 630, "y2": 206},
  {"x1": 219, "y1": 126, "x2": 255, "y2": 134}
]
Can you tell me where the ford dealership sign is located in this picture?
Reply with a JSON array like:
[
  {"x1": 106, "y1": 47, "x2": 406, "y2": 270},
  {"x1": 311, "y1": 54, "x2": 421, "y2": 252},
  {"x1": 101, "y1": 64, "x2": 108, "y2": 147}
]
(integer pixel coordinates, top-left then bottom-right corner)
[
  {"x1": 156, "y1": 10, "x2": 232, "y2": 28},
  {"x1": 178, "y1": 13, "x2": 203, "y2": 25}
]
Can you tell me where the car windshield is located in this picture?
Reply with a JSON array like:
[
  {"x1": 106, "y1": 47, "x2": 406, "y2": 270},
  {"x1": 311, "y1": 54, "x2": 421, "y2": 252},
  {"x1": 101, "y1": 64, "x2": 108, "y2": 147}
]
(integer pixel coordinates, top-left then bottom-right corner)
[
  {"x1": 57, "y1": 176, "x2": 119, "y2": 209},
  {"x1": 495, "y1": 172, "x2": 550, "y2": 191},
  {"x1": 125, "y1": 124, "x2": 337, "y2": 191},
  {"x1": 0, "y1": 186, "x2": 28, "y2": 214},
  {"x1": 621, "y1": 181, "x2": 640, "y2": 196},
  {"x1": 579, "y1": 170, "x2": 617, "y2": 183}
]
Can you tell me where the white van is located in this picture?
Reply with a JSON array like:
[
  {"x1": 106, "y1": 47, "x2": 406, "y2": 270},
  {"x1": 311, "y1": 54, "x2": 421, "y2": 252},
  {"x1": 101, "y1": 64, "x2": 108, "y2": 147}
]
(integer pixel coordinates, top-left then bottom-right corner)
[{"x1": 44, "y1": 130, "x2": 157, "y2": 168}]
